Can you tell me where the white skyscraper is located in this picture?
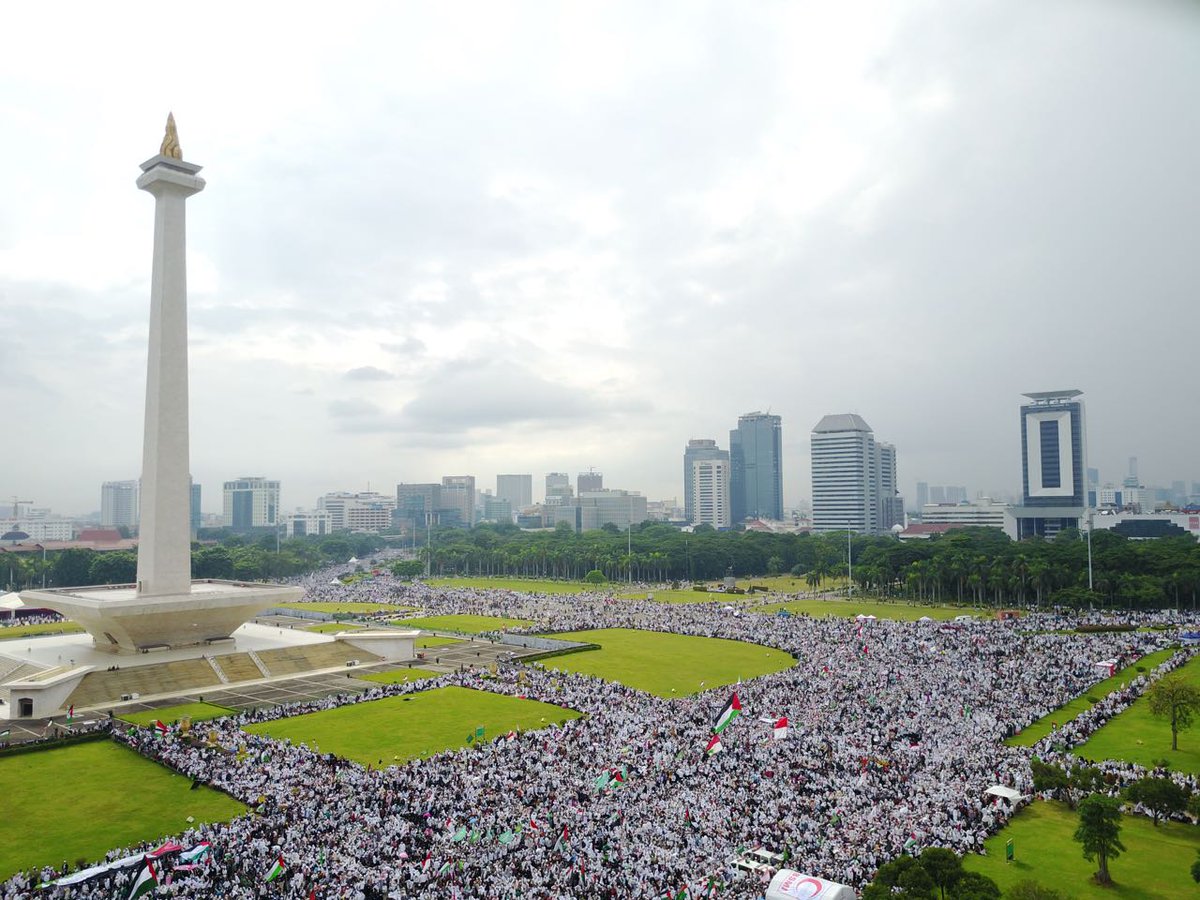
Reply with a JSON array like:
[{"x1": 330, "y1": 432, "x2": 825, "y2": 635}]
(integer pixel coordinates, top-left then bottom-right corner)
[
  {"x1": 101, "y1": 480, "x2": 140, "y2": 529},
  {"x1": 690, "y1": 458, "x2": 731, "y2": 529},
  {"x1": 811, "y1": 414, "x2": 902, "y2": 535}
]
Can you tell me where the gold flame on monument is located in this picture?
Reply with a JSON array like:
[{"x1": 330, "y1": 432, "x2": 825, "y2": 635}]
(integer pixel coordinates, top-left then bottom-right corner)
[{"x1": 160, "y1": 112, "x2": 182, "y2": 159}]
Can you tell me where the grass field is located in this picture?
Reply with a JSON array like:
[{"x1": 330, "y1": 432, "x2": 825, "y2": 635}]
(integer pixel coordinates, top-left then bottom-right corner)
[
  {"x1": 244, "y1": 686, "x2": 578, "y2": 765},
  {"x1": 538, "y1": 628, "x2": 793, "y2": 697},
  {"x1": 1007, "y1": 649, "x2": 1178, "y2": 747},
  {"x1": 757, "y1": 597, "x2": 985, "y2": 621},
  {"x1": 1076, "y1": 653, "x2": 1200, "y2": 773},
  {"x1": 394, "y1": 614, "x2": 532, "y2": 633},
  {"x1": 357, "y1": 667, "x2": 443, "y2": 685},
  {"x1": 0, "y1": 621, "x2": 84, "y2": 640},
  {"x1": 964, "y1": 800, "x2": 1200, "y2": 899},
  {"x1": 279, "y1": 601, "x2": 412, "y2": 615},
  {"x1": 0, "y1": 740, "x2": 245, "y2": 879},
  {"x1": 616, "y1": 588, "x2": 744, "y2": 604},
  {"x1": 416, "y1": 636, "x2": 464, "y2": 648},
  {"x1": 119, "y1": 702, "x2": 235, "y2": 726}
]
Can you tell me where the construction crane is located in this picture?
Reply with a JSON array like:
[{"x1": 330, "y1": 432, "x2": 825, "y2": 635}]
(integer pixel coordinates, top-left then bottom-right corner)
[{"x1": 8, "y1": 496, "x2": 32, "y2": 518}]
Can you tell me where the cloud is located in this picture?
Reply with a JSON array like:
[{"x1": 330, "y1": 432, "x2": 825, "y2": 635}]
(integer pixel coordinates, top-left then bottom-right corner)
[
  {"x1": 328, "y1": 399, "x2": 382, "y2": 418},
  {"x1": 344, "y1": 366, "x2": 395, "y2": 381}
]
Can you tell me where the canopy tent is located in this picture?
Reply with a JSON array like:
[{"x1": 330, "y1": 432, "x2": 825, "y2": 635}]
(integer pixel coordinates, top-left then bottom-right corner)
[
  {"x1": 0, "y1": 592, "x2": 23, "y2": 610},
  {"x1": 984, "y1": 785, "x2": 1022, "y2": 803},
  {"x1": 767, "y1": 870, "x2": 856, "y2": 900}
]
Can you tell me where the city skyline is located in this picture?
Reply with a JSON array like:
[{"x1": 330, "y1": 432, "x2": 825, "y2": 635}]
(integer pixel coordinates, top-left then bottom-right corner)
[{"x1": 2, "y1": 3, "x2": 1198, "y2": 515}]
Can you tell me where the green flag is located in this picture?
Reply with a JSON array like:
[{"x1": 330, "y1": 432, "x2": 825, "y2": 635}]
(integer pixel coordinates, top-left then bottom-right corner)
[
  {"x1": 451, "y1": 826, "x2": 468, "y2": 842},
  {"x1": 1005, "y1": 839, "x2": 1014, "y2": 861}
]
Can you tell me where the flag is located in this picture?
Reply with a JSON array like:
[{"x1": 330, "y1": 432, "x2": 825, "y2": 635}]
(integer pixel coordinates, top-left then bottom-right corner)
[
  {"x1": 437, "y1": 861, "x2": 453, "y2": 877},
  {"x1": 499, "y1": 829, "x2": 516, "y2": 845},
  {"x1": 0, "y1": 730, "x2": 9, "y2": 738},
  {"x1": 451, "y1": 826, "x2": 468, "y2": 842},
  {"x1": 465, "y1": 732, "x2": 474, "y2": 744},
  {"x1": 705, "y1": 734, "x2": 723, "y2": 756},
  {"x1": 772, "y1": 717, "x2": 789, "y2": 741},
  {"x1": 127, "y1": 861, "x2": 157, "y2": 900},
  {"x1": 421, "y1": 852, "x2": 431, "y2": 872},
  {"x1": 554, "y1": 825, "x2": 569, "y2": 852},
  {"x1": 529, "y1": 815, "x2": 540, "y2": 831},
  {"x1": 179, "y1": 842, "x2": 211, "y2": 864},
  {"x1": 712, "y1": 693, "x2": 741, "y2": 734},
  {"x1": 264, "y1": 855, "x2": 286, "y2": 883},
  {"x1": 67, "y1": 704, "x2": 75, "y2": 723},
  {"x1": 154, "y1": 720, "x2": 168, "y2": 736},
  {"x1": 475, "y1": 726, "x2": 485, "y2": 739},
  {"x1": 684, "y1": 808, "x2": 699, "y2": 830}
]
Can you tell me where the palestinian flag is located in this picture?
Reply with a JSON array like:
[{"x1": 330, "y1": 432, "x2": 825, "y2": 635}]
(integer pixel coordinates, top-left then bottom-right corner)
[
  {"x1": 264, "y1": 855, "x2": 286, "y2": 883},
  {"x1": 554, "y1": 825, "x2": 569, "y2": 852},
  {"x1": 179, "y1": 842, "x2": 211, "y2": 864},
  {"x1": 154, "y1": 720, "x2": 168, "y2": 736},
  {"x1": 127, "y1": 861, "x2": 157, "y2": 899},
  {"x1": 684, "y1": 808, "x2": 699, "y2": 830},
  {"x1": 712, "y1": 693, "x2": 741, "y2": 734},
  {"x1": 67, "y1": 704, "x2": 75, "y2": 723},
  {"x1": 773, "y1": 717, "x2": 789, "y2": 740},
  {"x1": 421, "y1": 852, "x2": 431, "y2": 873},
  {"x1": 704, "y1": 734, "x2": 723, "y2": 756},
  {"x1": 529, "y1": 815, "x2": 540, "y2": 831}
]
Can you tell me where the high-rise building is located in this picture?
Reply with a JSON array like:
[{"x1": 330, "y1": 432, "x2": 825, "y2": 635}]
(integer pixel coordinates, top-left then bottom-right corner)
[
  {"x1": 318, "y1": 491, "x2": 397, "y2": 533},
  {"x1": 690, "y1": 457, "x2": 731, "y2": 529},
  {"x1": 577, "y1": 470, "x2": 603, "y2": 495},
  {"x1": 396, "y1": 483, "x2": 442, "y2": 527},
  {"x1": 222, "y1": 477, "x2": 280, "y2": 531},
  {"x1": 1014, "y1": 390, "x2": 1087, "y2": 538},
  {"x1": 441, "y1": 476, "x2": 476, "y2": 527},
  {"x1": 551, "y1": 489, "x2": 648, "y2": 532},
  {"x1": 683, "y1": 439, "x2": 729, "y2": 524},
  {"x1": 286, "y1": 509, "x2": 331, "y2": 538},
  {"x1": 810, "y1": 414, "x2": 902, "y2": 535},
  {"x1": 915, "y1": 481, "x2": 929, "y2": 513},
  {"x1": 496, "y1": 474, "x2": 533, "y2": 511},
  {"x1": 544, "y1": 472, "x2": 573, "y2": 506},
  {"x1": 729, "y1": 412, "x2": 783, "y2": 522},
  {"x1": 483, "y1": 496, "x2": 513, "y2": 523},
  {"x1": 190, "y1": 481, "x2": 201, "y2": 536},
  {"x1": 101, "y1": 480, "x2": 140, "y2": 529}
]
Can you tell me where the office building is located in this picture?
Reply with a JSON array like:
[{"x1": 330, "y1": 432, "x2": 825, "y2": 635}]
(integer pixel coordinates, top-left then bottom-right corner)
[
  {"x1": 551, "y1": 489, "x2": 648, "y2": 533},
  {"x1": 496, "y1": 474, "x2": 533, "y2": 511},
  {"x1": 729, "y1": 412, "x2": 783, "y2": 522},
  {"x1": 577, "y1": 470, "x2": 603, "y2": 495},
  {"x1": 396, "y1": 483, "x2": 442, "y2": 527},
  {"x1": 690, "y1": 457, "x2": 731, "y2": 529},
  {"x1": 811, "y1": 414, "x2": 903, "y2": 535},
  {"x1": 318, "y1": 491, "x2": 397, "y2": 533},
  {"x1": 441, "y1": 475, "x2": 476, "y2": 527},
  {"x1": 483, "y1": 496, "x2": 513, "y2": 523},
  {"x1": 1013, "y1": 390, "x2": 1087, "y2": 539},
  {"x1": 915, "y1": 481, "x2": 929, "y2": 513},
  {"x1": 544, "y1": 472, "x2": 573, "y2": 506},
  {"x1": 683, "y1": 439, "x2": 729, "y2": 524},
  {"x1": 190, "y1": 482, "x2": 201, "y2": 536},
  {"x1": 222, "y1": 477, "x2": 280, "y2": 531},
  {"x1": 286, "y1": 509, "x2": 332, "y2": 538},
  {"x1": 921, "y1": 500, "x2": 1017, "y2": 539},
  {"x1": 101, "y1": 480, "x2": 140, "y2": 530}
]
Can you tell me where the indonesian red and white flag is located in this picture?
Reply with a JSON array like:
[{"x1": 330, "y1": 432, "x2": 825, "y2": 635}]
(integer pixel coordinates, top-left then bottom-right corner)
[{"x1": 773, "y1": 717, "x2": 789, "y2": 740}]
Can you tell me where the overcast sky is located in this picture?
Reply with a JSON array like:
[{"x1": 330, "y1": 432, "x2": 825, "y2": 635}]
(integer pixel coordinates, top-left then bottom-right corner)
[{"x1": 2, "y1": 0, "x2": 1198, "y2": 517}]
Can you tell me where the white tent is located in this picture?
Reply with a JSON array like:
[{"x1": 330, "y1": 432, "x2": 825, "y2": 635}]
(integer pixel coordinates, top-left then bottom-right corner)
[
  {"x1": 985, "y1": 785, "x2": 1022, "y2": 803},
  {"x1": 767, "y1": 870, "x2": 856, "y2": 900},
  {"x1": 0, "y1": 592, "x2": 23, "y2": 610}
]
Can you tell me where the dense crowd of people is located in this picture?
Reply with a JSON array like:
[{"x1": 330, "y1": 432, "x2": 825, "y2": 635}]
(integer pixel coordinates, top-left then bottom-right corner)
[{"x1": 3, "y1": 570, "x2": 1196, "y2": 899}]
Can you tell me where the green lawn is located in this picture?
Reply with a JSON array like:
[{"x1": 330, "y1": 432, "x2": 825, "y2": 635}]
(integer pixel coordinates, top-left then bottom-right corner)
[
  {"x1": 394, "y1": 614, "x2": 532, "y2": 634},
  {"x1": 303, "y1": 622, "x2": 365, "y2": 634},
  {"x1": 537, "y1": 628, "x2": 793, "y2": 697},
  {"x1": 426, "y1": 577, "x2": 596, "y2": 594},
  {"x1": 964, "y1": 800, "x2": 1200, "y2": 899},
  {"x1": 0, "y1": 621, "x2": 84, "y2": 640},
  {"x1": 616, "y1": 588, "x2": 745, "y2": 604},
  {"x1": 0, "y1": 740, "x2": 245, "y2": 879},
  {"x1": 119, "y1": 702, "x2": 235, "y2": 726},
  {"x1": 757, "y1": 597, "x2": 984, "y2": 621},
  {"x1": 244, "y1": 686, "x2": 578, "y2": 766},
  {"x1": 357, "y1": 667, "x2": 443, "y2": 685},
  {"x1": 1076, "y1": 653, "x2": 1200, "y2": 773},
  {"x1": 279, "y1": 601, "x2": 412, "y2": 614},
  {"x1": 1007, "y1": 649, "x2": 1178, "y2": 747},
  {"x1": 416, "y1": 636, "x2": 464, "y2": 648}
]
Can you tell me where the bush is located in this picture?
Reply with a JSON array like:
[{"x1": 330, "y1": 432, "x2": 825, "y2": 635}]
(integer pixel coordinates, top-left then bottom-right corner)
[
  {"x1": 583, "y1": 569, "x2": 607, "y2": 584},
  {"x1": 1086, "y1": 695, "x2": 1100, "y2": 705},
  {"x1": 1136, "y1": 666, "x2": 1146, "y2": 673}
]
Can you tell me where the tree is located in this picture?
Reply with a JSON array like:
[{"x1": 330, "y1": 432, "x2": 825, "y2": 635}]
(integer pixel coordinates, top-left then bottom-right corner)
[
  {"x1": 87, "y1": 551, "x2": 137, "y2": 585},
  {"x1": 1005, "y1": 881, "x2": 1064, "y2": 900},
  {"x1": 862, "y1": 853, "x2": 997, "y2": 900},
  {"x1": 583, "y1": 569, "x2": 607, "y2": 584},
  {"x1": 1147, "y1": 674, "x2": 1200, "y2": 752},
  {"x1": 1191, "y1": 849, "x2": 1200, "y2": 884},
  {"x1": 918, "y1": 847, "x2": 961, "y2": 900},
  {"x1": 52, "y1": 548, "x2": 94, "y2": 587},
  {"x1": 950, "y1": 871, "x2": 1000, "y2": 900},
  {"x1": 390, "y1": 559, "x2": 424, "y2": 578},
  {"x1": 1073, "y1": 793, "x2": 1125, "y2": 885},
  {"x1": 1125, "y1": 776, "x2": 1188, "y2": 826}
]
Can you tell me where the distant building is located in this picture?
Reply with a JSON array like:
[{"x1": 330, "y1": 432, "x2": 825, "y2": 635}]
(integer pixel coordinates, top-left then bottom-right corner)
[
  {"x1": 552, "y1": 489, "x2": 648, "y2": 533},
  {"x1": 396, "y1": 483, "x2": 442, "y2": 528},
  {"x1": 483, "y1": 496, "x2": 513, "y2": 523},
  {"x1": 222, "y1": 476, "x2": 280, "y2": 531},
  {"x1": 544, "y1": 472, "x2": 573, "y2": 506},
  {"x1": 730, "y1": 412, "x2": 783, "y2": 522},
  {"x1": 577, "y1": 470, "x2": 603, "y2": 495},
  {"x1": 690, "y1": 457, "x2": 731, "y2": 529},
  {"x1": 101, "y1": 480, "x2": 140, "y2": 529},
  {"x1": 496, "y1": 474, "x2": 532, "y2": 512},
  {"x1": 318, "y1": 491, "x2": 397, "y2": 533},
  {"x1": 811, "y1": 414, "x2": 903, "y2": 535},
  {"x1": 1013, "y1": 390, "x2": 1087, "y2": 539},
  {"x1": 921, "y1": 500, "x2": 1016, "y2": 539},
  {"x1": 915, "y1": 481, "x2": 929, "y2": 513},
  {"x1": 286, "y1": 509, "x2": 331, "y2": 538},
  {"x1": 441, "y1": 476, "x2": 476, "y2": 527},
  {"x1": 683, "y1": 439, "x2": 729, "y2": 524},
  {"x1": 190, "y1": 481, "x2": 201, "y2": 536}
]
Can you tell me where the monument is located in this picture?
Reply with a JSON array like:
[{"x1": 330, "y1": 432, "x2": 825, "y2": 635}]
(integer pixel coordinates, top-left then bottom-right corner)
[{"x1": 20, "y1": 116, "x2": 303, "y2": 652}]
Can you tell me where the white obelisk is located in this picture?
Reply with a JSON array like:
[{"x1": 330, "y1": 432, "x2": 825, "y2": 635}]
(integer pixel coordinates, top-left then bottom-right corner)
[{"x1": 135, "y1": 114, "x2": 204, "y2": 597}]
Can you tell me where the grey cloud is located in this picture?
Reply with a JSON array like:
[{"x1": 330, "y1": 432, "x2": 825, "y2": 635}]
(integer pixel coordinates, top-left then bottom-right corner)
[
  {"x1": 344, "y1": 366, "x2": 395, "y2": 381},
  {"x1": 328, "y1": 398, "x2": 383, "y2": 418}
]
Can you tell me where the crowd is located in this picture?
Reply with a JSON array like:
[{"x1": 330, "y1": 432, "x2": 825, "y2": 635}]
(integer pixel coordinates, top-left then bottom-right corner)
[{"x1": 3, "y1": 571, "x2": 1196, "y2": 899}]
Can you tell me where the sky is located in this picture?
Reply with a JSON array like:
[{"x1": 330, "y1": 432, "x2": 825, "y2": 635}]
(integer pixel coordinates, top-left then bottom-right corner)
[{"x1": 2, "y1": 0, "x2": 1198, "y2": 517}]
